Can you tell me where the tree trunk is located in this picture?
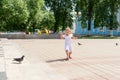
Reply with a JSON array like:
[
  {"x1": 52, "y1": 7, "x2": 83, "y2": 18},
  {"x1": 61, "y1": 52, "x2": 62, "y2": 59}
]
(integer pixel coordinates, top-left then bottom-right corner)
[
  {"x1": 53, "y1": 9, "x2": 59, "y2": 33},
  {"x1": 62, "y1": 15, "x2": 66, "y2": 31},
  {"x1": 110, "y1": 29, "x2": 113, "y2": 37},
  {"x1": 88, "y1": 18, "x2": 91, "y2": 36},
  {"x1": 32, "y1": 24, "x2": 35, "y2": 34},
  {"x1": 109, "y1": 14, "x2": 114, "y2": 36},
  {"x1": 54, "y1": 21, "x2": 58, "y2": 33},
  {"x1": 87, "y1": 0, "x2": 93, "y2": 36}
]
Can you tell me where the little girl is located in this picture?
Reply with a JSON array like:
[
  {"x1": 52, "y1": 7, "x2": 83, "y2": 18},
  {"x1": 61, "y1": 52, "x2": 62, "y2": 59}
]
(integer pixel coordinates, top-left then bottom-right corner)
[{"x1": 60, "y1": 27, "x2": 77, "y2": 60}]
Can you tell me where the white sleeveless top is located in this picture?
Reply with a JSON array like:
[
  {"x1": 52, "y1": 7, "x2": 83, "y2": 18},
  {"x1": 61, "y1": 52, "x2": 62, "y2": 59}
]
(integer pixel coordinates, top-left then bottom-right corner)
[{"x1": 63, "y1": 34, "x2": 73, "y2": 45}]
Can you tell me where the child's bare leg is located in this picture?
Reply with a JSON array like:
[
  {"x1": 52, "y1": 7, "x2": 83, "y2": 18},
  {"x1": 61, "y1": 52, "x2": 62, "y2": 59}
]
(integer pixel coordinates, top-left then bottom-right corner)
[
  {"x1": 69, "y1": 52, "x2": 72, "y2": 59},
  {"x1": 66, "y1": 50, "x2": 69, "y2": 60}
]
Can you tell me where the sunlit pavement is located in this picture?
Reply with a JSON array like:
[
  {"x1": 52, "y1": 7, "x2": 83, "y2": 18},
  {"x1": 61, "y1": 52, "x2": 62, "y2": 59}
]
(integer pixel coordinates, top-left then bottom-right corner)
[
  {"x1": 1, "y1": 39, "x2": 120, "y2": 80},
  {"x1": 0, "y1": 40, "x2": 7, "y2": 80}
]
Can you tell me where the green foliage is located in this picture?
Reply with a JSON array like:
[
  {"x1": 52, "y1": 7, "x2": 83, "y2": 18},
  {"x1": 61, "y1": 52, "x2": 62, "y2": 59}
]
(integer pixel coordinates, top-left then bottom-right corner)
[
  {"x1": 75, "y1": 0, "x2": 120, "y2": 35},
  {"x1": 75, "y1": 0, "x2": 99, "y2": 30},
  {"x1": 26, "y1": 0, "x2": 44, "y2": 32},
  {"x1": 0, "y1": 0, "x2": 120, "y2": 33},
  {"x1": 0, "y1": 0, "x2": 29, "y2": 31},
  {"x1": 45, "y1": 0, "x2": 73, "y2": 32},
  {"x1": 0, "y1": 0, "x2": 55, "y2": 32},
  {"x1": 94, "y1": 0, "x2": 120, "y2": 30},
  {"x1": 39, "y1": 10, "x2": 55, "y2": 30}
]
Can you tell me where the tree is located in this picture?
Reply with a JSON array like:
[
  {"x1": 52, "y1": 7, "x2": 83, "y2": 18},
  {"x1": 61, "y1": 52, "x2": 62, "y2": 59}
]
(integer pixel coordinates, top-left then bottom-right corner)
[
  {"x1": 94, "y1": 0, "x2": 120, "y2": 36},
  {"x1": 26, "y1": 0, "x2": 44, "y2": 33},
  {"x1": 0, "y1": 0, "x2": 29, "y2": 31},
  {"x1": 39, "y1": 10, "x2": 55, "y2": 30},
  {"x1": 45, "y1": 0, "x2": 73, "y2": 32},
  {"x1": 75, "y1": 0, "x2": 99, "y2": 35},
  {"x1": 60, "y1": 0, "x2": 73, "y2": 31},
  {"x1": 94, "y1": 0, "x2": 108, "y2": 28}
]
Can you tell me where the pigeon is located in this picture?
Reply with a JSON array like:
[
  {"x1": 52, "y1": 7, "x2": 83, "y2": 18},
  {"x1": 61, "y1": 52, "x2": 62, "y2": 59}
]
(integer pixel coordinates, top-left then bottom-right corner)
[
  {"x1": 116, "y1": 43, "x2": 118, "y2": 46},
  {"x1": 13, "y1": 55, "x2": 25, "y2": 64},
  {"x1": 78, "y1": 42, "x2": 82, "y2": 45}
]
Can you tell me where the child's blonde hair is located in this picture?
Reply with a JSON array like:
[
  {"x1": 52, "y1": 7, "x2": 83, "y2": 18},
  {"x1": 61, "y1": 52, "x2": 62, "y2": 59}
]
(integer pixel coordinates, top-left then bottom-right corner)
[
  {"x1": 65, "y1": 27, "x2": 71, "y2": 34},
  {"x1": 66, "y1": 27, "x2": 71, "y2": 31}
]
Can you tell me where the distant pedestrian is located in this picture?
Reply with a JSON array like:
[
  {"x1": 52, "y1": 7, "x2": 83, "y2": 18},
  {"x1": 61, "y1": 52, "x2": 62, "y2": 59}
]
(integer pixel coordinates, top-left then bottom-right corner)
[{"x1": 60, "y1": 27, "x2": 77, "y2": 60}]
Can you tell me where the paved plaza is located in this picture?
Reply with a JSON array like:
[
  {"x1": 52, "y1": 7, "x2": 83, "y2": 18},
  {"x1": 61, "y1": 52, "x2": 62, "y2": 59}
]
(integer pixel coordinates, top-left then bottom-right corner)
[{"x1": 0, "y1": 39, "x2": 120, "y2": 80}]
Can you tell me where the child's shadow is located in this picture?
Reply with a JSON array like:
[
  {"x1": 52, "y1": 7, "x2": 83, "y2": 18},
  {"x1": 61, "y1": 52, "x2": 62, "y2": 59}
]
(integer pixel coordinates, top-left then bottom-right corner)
[{"x1": 46, "y1": 58, "x2": 68, "y2": 63}]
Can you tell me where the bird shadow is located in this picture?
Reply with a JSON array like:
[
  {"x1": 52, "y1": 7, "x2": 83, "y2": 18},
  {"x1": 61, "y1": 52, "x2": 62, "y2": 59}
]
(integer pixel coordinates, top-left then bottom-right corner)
[
  {"x1": 12, "y1": 62, "x2": 21, "y2": 64},
  {"x1": 46, "y1": 58, "x2": 68, "y2": 63}
]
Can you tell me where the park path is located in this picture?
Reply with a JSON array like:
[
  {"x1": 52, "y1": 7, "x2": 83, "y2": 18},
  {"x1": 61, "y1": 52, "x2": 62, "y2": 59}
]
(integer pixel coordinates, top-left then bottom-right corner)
[{"x1": 0, "y1": 39, "x2": 120, "y2": 80}]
